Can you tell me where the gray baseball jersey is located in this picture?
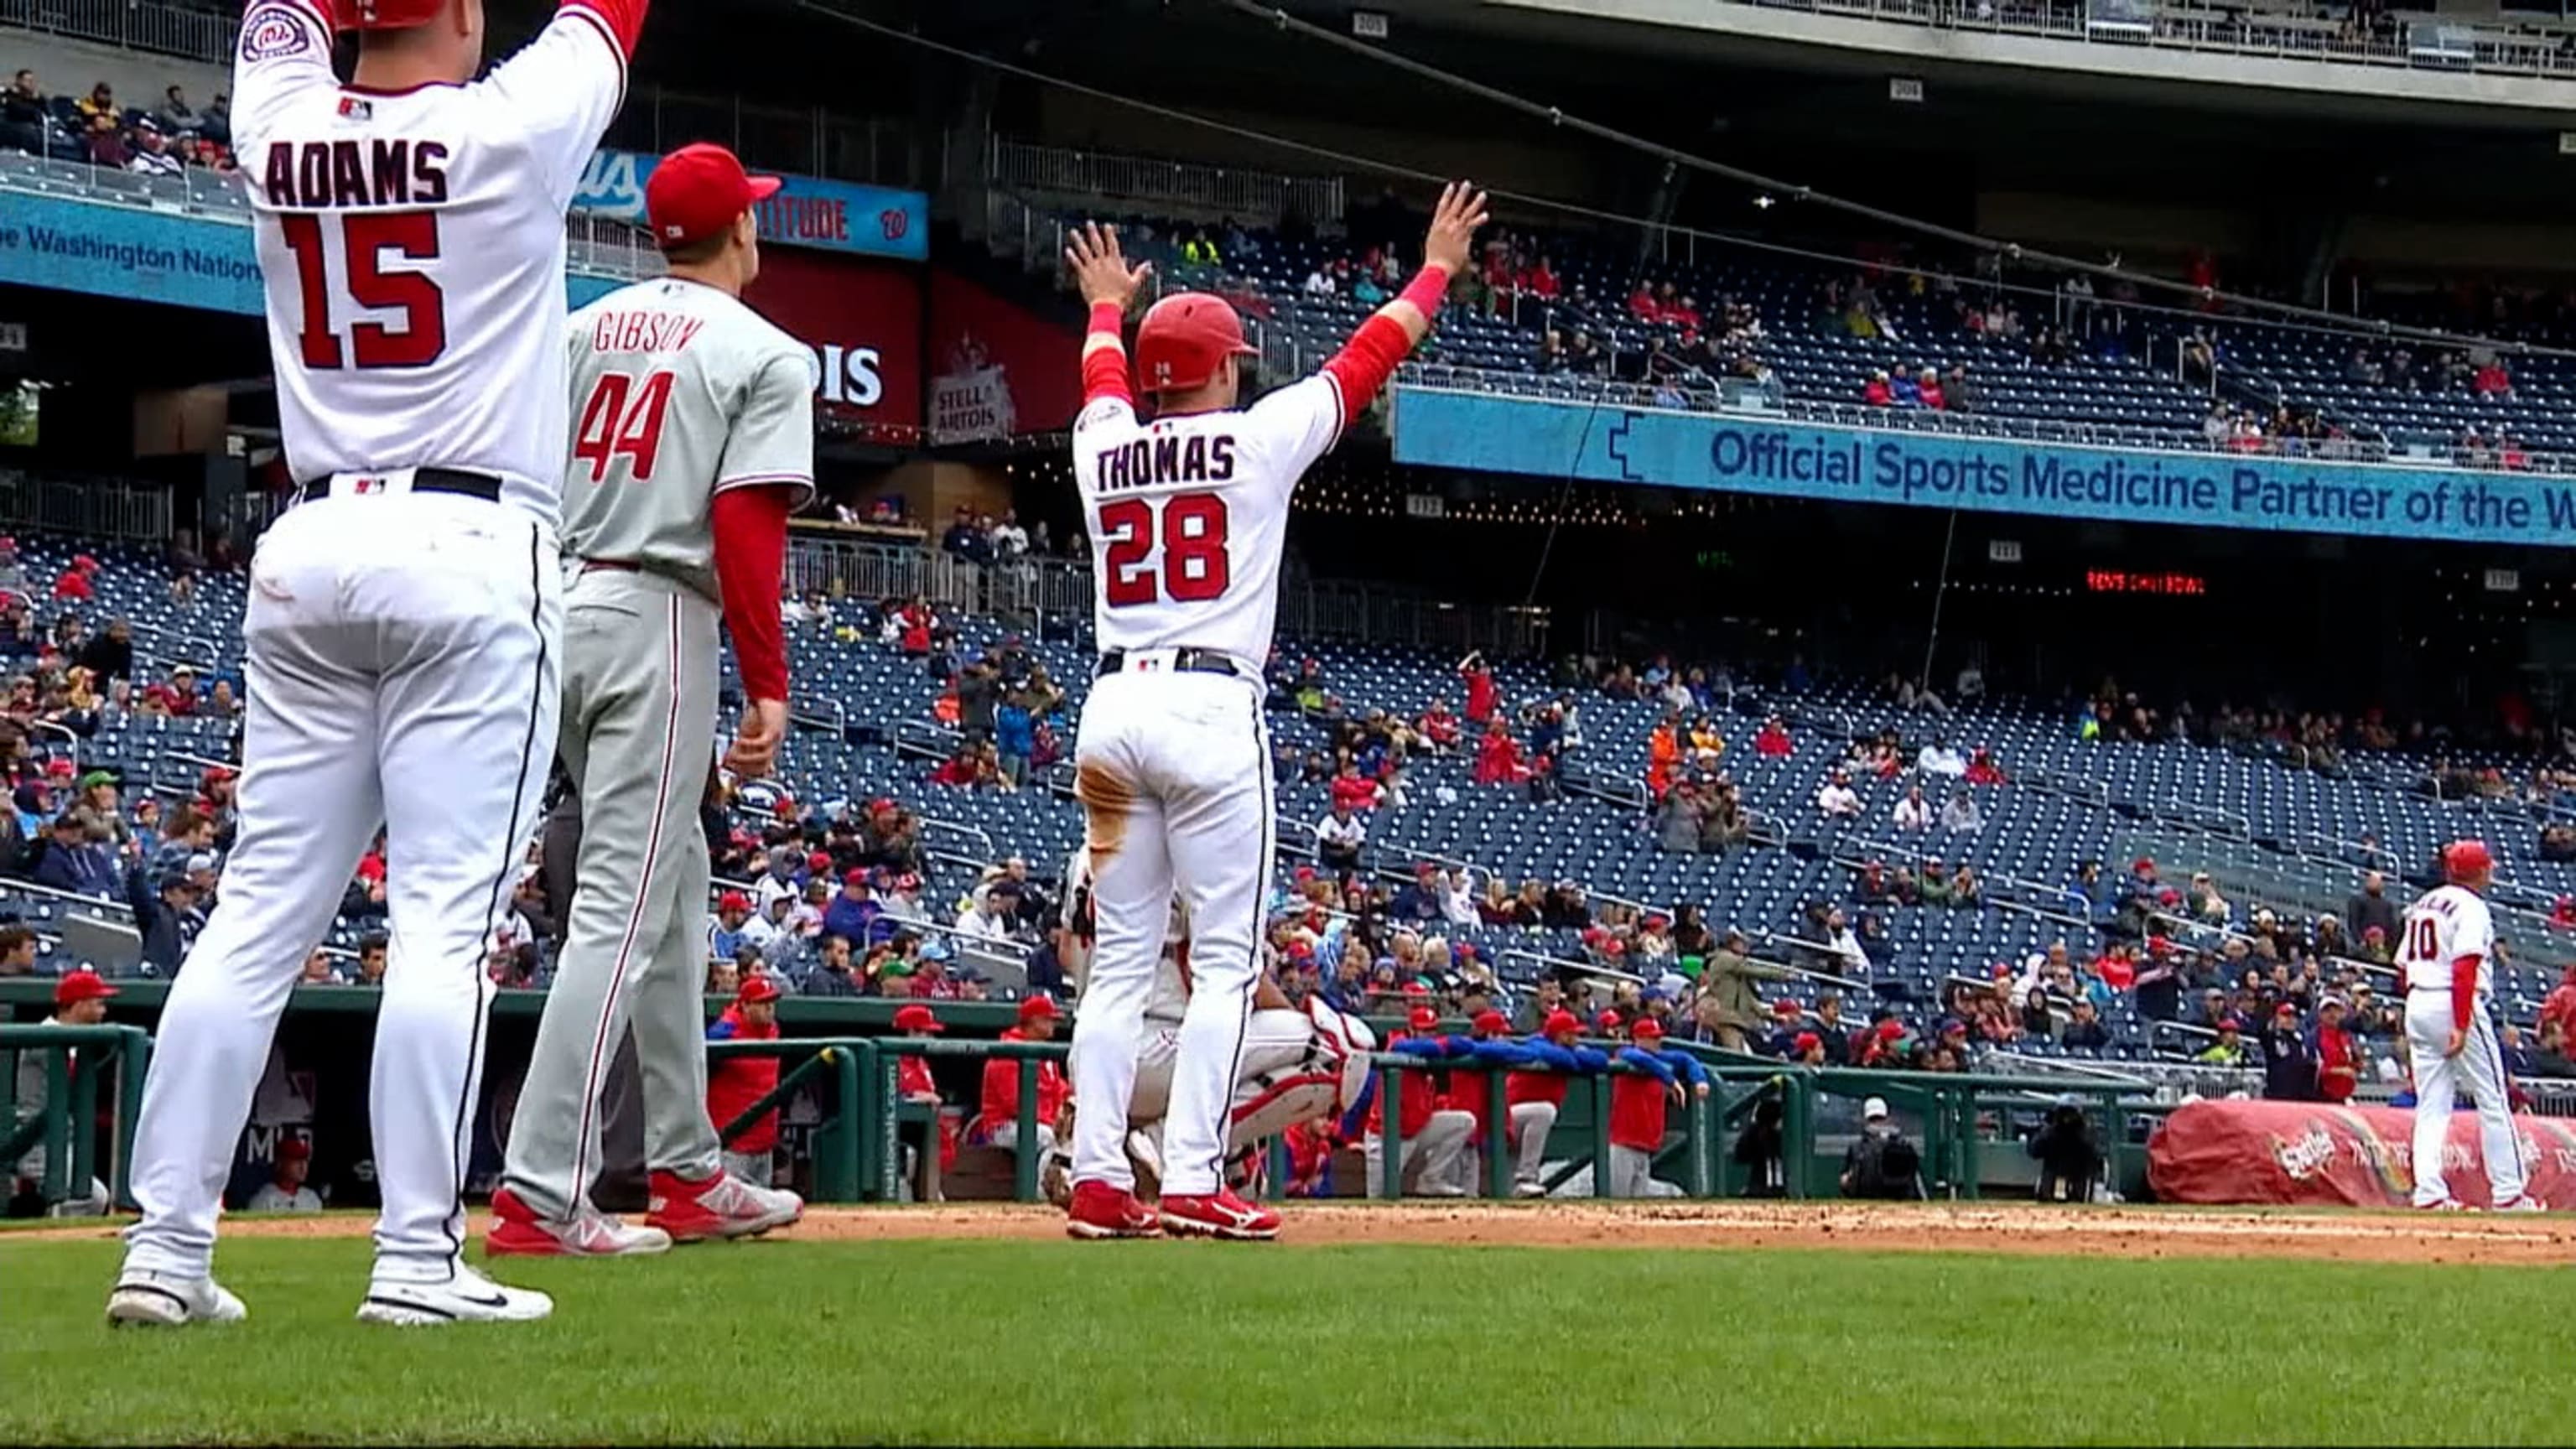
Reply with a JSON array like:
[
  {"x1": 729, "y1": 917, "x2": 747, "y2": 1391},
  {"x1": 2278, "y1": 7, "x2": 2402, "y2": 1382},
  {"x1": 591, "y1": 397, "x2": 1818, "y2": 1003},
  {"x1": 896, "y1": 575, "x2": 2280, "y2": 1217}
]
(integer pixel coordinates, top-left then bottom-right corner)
[{"x1": 562, "y1": 277, "x2": 816, "y2": 594}]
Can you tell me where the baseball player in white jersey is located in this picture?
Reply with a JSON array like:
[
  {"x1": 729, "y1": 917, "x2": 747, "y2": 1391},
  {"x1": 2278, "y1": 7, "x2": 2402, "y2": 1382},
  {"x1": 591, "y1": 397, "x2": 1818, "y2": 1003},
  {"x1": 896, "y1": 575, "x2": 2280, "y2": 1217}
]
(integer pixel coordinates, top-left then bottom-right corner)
[
  {"x1": 487, "y1": 142, "x2": 811, "y2": 1259},
  {"x1": 1040, "y1": 848, "x2": 1372, "y2": 1205},
  {"x1": 1057, "y1": 183, "x2": 1486, "y2": 1240},
  {"x1": 2400, "y1": 840, "x2": 2537, "y2": 1211},
  {"x1": 108, "y1": 0, "x2": 644, "y2": 1328}
]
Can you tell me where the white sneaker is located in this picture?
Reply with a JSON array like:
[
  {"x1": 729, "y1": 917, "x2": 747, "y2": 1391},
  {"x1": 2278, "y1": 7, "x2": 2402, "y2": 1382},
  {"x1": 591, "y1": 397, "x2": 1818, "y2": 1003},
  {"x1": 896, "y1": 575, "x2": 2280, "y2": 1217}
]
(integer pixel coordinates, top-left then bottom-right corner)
[
  {"x1": 1513, "y1": 1181, "x2": 1550, "y2": 1199},
  {"x1": 106, "y1": 1271, "x2": 247, "y2": 1327},
  {"x1": 358, "y1": 1264, "x2": 553, "y2": 1327}
]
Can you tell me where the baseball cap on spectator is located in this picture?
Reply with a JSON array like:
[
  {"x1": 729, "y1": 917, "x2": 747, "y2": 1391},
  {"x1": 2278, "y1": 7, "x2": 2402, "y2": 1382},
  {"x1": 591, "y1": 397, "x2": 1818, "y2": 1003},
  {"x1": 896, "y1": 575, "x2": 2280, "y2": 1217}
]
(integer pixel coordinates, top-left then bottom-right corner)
[
  {"x1": 646, "y1": 143, "x2": 782, "y2": 251},
  {"x1": 842, "y1": 870, "x2": 870, "y2": 888},
  {"x1": 1862, "y1": 1096, "x2": 1889, "y2": 1121},
  {"x1": 738, "y1": 975, "x2": 782, "y2": 1005},
  {"x1": 1291, "y1": 865, "x2": 1316, "y2": 883},
  {"x1": 717, "y1": 890, "x2": 751, "y2": 914},
  {"x1": 1407, "y1": 1005, "x2": 1438, "y2": 1031},
  {"x1": 75, "y1": 770, "x2": 113, "y2": 791},
  {"x1": 2273, "y1": 1000, "x2": 2298, "y2": 1017},
  {"x1": 1792, "y1": 1031, "x2": 1822, "y2": 1054},
  {"x1": 71, "y1": 554, "x2": 97, "y2": 573},
  {"x1": 43, "y1": 757, "x2": 73, "y2": 779},
  {"x1": 1593, "y1": 1009, "x2": 1622, "y2": 1031},
  {"x1": 185, "y1": 851, "x2": 217, "y2": 876},
  {"x1": 2218, "y1": 1017, "x2": 2243, "y2": 1033},
  {"x1": 202, "y1": 766, "x2": 236, "y2": 786},
  {"x1": 1402, "y1": 981, "x2": 1431, "y2": 998},
  {"x1": 805, "y1": 850, "x2": 833, "y2": 874},
  {"x1": 2132, "y1": 857, "x2": 2154, "y2": 874},
  {"x1": 1940, "y1": 1017, "x2": 1968, "y2": 1037},
  {"x1": 1018, "y1": 995, "x2": 1057, "y2": 1023},
  {"x1": 1772, "y1": 1000, "x2": 1801, "y2": 1018},
  {"x1": 892, "y1": 1004, "x2": 942, "y2": 1033},
  {"x1": 55, "y1": 971, "x2": 117, "y2": 1006}
]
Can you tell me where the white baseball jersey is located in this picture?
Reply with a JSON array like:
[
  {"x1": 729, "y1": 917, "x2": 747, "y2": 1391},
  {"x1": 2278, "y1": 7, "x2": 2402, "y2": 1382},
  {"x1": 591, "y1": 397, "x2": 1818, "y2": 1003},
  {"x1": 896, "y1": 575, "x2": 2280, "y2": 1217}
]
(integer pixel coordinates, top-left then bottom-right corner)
[
  {"x1": 562, "y1": 278, "x2": 816, "y2": 595},
  {"x1": 2400, "y1": 884, "x2": 2496, "y2": 995},
  {"x1": 1072, "y1": 374, "x2": 1344, "y2": 667},
  {"x1": 234, "y1": 0, "x2": 628, "y2": 530}
]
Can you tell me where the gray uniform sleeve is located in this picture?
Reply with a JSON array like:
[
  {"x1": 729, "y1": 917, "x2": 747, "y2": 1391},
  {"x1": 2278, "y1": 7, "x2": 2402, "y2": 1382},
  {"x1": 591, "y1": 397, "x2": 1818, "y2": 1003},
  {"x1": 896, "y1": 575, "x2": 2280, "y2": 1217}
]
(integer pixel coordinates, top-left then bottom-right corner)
[{"x1": 714, "y1": 351, "x2": 817, "y2": 505}]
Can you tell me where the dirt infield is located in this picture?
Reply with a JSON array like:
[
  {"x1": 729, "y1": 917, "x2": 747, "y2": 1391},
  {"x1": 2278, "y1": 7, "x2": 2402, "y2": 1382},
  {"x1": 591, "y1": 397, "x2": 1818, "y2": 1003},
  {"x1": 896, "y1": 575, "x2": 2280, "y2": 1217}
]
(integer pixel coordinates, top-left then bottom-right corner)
[{"x1": 12, "y1": 1201, "x2": 2573, "y2": 1264}]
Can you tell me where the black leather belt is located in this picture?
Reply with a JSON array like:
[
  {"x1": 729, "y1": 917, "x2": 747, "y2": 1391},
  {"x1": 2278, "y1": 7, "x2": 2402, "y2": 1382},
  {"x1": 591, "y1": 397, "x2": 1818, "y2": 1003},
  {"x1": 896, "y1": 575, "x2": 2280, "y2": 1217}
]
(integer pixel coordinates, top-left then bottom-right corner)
[
  {"x1": 1096, "y1": 647, "x2": 1242, "y2": 680},
  {"x1": 298, "y1": 468, "x2": 502, "y2": 504}
]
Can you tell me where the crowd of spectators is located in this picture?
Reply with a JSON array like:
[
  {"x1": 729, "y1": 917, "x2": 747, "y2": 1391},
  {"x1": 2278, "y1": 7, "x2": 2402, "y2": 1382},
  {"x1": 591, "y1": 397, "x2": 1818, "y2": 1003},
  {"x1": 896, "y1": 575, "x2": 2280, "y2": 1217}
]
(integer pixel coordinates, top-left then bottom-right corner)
[{"x1": 2, "y1": 68, "x2": 233, "y2": 174}]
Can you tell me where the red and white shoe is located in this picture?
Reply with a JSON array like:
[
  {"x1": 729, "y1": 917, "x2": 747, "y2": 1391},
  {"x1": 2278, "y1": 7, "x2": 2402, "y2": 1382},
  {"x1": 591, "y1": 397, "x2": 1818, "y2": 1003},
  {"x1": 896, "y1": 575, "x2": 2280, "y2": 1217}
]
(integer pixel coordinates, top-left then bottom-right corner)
[
  {"x1": 1160, "y1": 1188, "x2": 1280, "y2": 1241},
  {"x1": 1065, "y1": 1180, "x2": 1161, "y2": 1239},
  {"x1": 484, "y1": 1187, "x2": 673, "y2": 1258},
  {"x1": 645, "y1": 1170, "x2": 803, "y2": 1244},
  {"x1": 2417, "y1": 1197, "x2": 2468, "y2": 1212},
  {"x1": 2493, "y1": 1195, "x2": 2547, "y2": 1213}
]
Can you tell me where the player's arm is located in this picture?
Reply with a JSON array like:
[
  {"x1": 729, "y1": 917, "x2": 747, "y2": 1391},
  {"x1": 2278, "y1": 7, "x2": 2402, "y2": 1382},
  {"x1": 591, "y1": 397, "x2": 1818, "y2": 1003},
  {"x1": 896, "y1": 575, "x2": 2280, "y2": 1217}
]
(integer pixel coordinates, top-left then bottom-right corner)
[
  {"x1": 1064, "y1": 222, "x2": 1150, "y2": 419},
  {"x1": 1252, "y1": 974, "x2": 1293, "y2": 1011},
  {"x1": 480, "y1": 0, "x2": 649, "y2": 208},
  {"x1": 711, "y1": 348, "x2": 814, "y2": 779},
  {"x1": 2445, "y1": 905, "x2": 2496, "y2": 1054},
  {"x1": 231, "y1": 0, "x2": 338, "y2": 131}
]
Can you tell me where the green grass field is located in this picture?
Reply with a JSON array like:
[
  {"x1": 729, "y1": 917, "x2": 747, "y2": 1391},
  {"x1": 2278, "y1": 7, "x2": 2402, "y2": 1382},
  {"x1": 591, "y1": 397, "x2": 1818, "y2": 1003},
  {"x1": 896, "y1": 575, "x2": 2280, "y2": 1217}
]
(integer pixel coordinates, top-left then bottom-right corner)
[{"x1": 3, "y1": 1233, "x2": 2568, "y2": 1445}]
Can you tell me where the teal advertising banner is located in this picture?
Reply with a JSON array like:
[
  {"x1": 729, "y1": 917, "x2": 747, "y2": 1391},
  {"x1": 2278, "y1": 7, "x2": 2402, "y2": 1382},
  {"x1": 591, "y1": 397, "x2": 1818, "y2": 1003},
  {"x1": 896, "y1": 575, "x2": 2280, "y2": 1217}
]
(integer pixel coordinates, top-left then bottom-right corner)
[
  {"x1": 571, "y1": 149, "x2": 927, "y2": 262},
  {"x1": 0, "y1": 193, "x2": 626, "y2": 316},
  {"x1": 1391, "y1": 386, "x2": 2576, "y2": 548}
]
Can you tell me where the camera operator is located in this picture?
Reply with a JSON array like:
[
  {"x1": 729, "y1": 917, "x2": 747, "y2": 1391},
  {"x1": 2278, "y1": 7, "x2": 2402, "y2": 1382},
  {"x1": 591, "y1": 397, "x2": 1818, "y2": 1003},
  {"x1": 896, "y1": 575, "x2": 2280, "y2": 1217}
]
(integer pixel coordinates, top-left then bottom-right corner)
[
  {"x1": 1838, "y1": 1096, "x2": 1924, "y2": 1200},
  {"x1": 2028, "y1": 1097, "x2": 2105, "y2": 1202}
]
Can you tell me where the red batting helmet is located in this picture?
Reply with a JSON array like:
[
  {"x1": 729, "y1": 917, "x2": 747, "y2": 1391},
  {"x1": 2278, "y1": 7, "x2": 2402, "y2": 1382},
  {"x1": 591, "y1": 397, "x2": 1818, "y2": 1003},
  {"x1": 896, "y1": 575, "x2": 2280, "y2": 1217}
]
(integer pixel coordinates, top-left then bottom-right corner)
[
  {"x1": 2444, "y1": 839, "x2": 2496, "y2": 884},
  {"x1": 330, "y1": 0, "x2": 446, "y2": 29},
  {"x1": 1133, "y1": 292, "x2": 1256, "y2": 394}
]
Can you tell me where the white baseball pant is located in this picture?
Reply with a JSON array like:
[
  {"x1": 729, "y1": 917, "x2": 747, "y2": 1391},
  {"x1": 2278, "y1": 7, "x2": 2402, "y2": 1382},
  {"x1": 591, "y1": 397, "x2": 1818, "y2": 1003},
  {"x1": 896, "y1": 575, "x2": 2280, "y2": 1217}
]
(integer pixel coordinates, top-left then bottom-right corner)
[
  {"x1": 1607, "y1": 1144, "x2": 1679, "y2": 1198},
  {"x1": 122, "y1": 492, "x2": 560, "y2": 1285},
  {"x1": 1068, "y1": 667, "x2": 1271, "y2": 1200},
  {"x1": 1364, "y1": 1109, "x2": 1475, "y2": 1197},
  {"x1": 1127, "y1": 1010, "x2": 1335, "y2": 1154},
  {"x1": 2404, "y1": 991, "x2": 2527, "y2": 1208},
  {"x1": 1449, "y1": 1100, "x2": 1561, "y2": 1196}
]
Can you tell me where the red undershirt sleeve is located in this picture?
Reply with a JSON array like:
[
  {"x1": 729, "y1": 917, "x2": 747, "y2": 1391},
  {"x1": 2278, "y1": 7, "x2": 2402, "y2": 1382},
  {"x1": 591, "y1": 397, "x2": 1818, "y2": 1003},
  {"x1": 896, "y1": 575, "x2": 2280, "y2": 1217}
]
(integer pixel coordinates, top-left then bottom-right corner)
[
  {"x1": 2450, "y1": 955, "x2": 2482, "y2": 1033},
  {"x1": 1320, "y1": 265, "x2": 1450, "y2": 427},
  {"x1": 711, "y1": 486, "x2": 792, "y2": 704},
  {"x1": 1082, "y1": 303, "x2": 1134, "y2": 408}
]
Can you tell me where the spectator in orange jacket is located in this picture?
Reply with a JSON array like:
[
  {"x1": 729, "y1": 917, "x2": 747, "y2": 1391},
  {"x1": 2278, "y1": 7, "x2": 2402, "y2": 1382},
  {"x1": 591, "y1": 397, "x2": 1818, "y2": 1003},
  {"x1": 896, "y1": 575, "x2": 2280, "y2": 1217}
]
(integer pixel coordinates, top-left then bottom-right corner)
[
  {"x1": 705, "y1": 975, "x2": 784, "y2": 1186},
  {"x1": 979, "y1": 995, "x2": 1072, "y2": 1156},
  {"x1": 1646, "y1": 715, "x2": 1680, "y2": 799}
]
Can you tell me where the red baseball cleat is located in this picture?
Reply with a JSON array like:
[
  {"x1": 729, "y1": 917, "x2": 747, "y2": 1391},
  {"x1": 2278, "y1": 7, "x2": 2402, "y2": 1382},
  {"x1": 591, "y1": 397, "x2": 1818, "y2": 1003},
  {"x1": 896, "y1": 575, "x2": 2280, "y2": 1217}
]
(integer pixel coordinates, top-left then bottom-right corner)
[
  {"x1": 484, "y1": 1186, "x2": 672, "y2": 1258},
  {"x1": 1065, "y1": 1180, "x2": 1161, "y2": 1239},
  {"x1": 1159, "y1": 1188, "x2": 1280, "y2": 1241},
  {"x1": 645, "y1": 1170, "x2": 803, "y2": 1244}
]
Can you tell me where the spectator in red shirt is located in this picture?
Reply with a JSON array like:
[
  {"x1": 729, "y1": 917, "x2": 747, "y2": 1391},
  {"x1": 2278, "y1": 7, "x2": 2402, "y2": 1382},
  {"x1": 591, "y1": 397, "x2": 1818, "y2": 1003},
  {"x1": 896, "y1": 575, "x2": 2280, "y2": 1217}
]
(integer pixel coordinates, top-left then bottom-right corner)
[
  {"x1": 2090, "y1": 943, "x2": 2137, "y2": 993},
  {"x1": 1472, "y1": 719, "x2": 1529, "y2": 787},
  {"x1": 143, "y1": 663, "x2": 200, "y2": 716},
  {"x1": 1862, "y1": 370, "x2": 1893, "y2": 407},
  {"x1": 1328, "y1": 761, "x2": 1380, "y2": 814},
  {"x1": 2474, "y1": 360, "x2": 2512, "y2": 397},
  {"x1": 1519, "y1": 256, "x2": 1560, "y2": 299},
  {"x1": 705, "y1": 975, "x2": 784, "y2": 1185},
  {"x1": 1628, "y1": 283, "x2": 1659, "y2": 323},
  {"x1": 1964, "y1": 747, "x2": 2007, "y2": 787},
  {"x1": 1458, "y1": 651, "x2": 1497, "y2": 724},
  {"x1": 1419, "y1": 698, "x2": 1461, "y2": 752},
  {"x1": 979, "y1": 995, "x2": 1071, "y2": 1158},
  {"x1": 2314, "y1": 995, "x2": 2359, "y2": 1104},
  {"x1": 2542, "y1": 966, "x2": 2576, "y2": 1044},
  {"x1": 51, "y1": 555, "x2": 97, "y2": 602},
  {"x1": 1753, "y1": 714, "x2": 1793, "y2": 756},
  {"x1": 1917, "y1": 368, "x2": 1946, "y2": 410}
]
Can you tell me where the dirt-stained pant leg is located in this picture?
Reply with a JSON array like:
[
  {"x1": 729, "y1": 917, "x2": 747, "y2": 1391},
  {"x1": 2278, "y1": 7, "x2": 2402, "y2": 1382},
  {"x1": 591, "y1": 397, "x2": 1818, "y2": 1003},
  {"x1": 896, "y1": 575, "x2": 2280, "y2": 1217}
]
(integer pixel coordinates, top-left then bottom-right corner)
[{"x1": 1068, "y1": 672, "x2": 1171, "y2": 1193}]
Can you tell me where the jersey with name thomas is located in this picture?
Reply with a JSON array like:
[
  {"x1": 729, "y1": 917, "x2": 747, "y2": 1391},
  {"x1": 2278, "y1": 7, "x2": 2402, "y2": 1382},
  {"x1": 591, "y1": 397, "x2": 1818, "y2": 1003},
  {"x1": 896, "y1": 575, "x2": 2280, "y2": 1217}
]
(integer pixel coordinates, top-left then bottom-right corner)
[{"x1": 1071, "y1": 373, "x2": 1344, "y2": 667}]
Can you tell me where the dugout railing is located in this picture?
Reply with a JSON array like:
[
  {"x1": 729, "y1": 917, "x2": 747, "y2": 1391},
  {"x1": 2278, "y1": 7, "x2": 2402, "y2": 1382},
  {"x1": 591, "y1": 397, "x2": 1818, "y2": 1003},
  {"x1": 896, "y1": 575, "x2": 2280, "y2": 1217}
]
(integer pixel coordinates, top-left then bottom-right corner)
[{"x1": 0, "y1": 1021, "x2": 153, "y2": 1211}]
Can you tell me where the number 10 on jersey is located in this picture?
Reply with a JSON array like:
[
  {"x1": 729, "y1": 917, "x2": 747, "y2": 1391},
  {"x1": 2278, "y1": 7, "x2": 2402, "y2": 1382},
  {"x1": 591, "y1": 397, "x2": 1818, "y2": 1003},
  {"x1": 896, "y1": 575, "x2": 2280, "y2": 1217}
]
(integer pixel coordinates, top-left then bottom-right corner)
[{"x1": 1099, "y1": 492, "x2": 1230, "y2": 607}]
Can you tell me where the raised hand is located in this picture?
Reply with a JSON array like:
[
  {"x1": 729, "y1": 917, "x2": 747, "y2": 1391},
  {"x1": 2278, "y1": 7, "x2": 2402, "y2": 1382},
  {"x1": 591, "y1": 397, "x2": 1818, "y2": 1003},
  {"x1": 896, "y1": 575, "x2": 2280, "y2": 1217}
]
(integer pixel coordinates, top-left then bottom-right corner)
[
  {"x1": 1065, "y1": 221, "x2": 1152, "y2": 311},
  {"x1": 1423, "y1": 181, "x2": 1491, "y2": 277}
]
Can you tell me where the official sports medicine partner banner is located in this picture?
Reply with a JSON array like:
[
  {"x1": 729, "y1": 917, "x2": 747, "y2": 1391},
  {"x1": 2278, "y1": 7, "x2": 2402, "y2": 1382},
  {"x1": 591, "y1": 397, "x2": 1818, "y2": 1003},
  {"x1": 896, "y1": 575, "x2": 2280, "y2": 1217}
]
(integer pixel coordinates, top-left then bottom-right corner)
[
  {"x1": 0, "y1": 192, "x2": 626, "y2": 317},
  {"x1": 572, "y1": 149, "x2": 928, "y2": 263},
  {"x1": 2147, "y1": 1098, "x2": 2576, "y2": 1209},
  {"x1": 925, "y1": 269, "x2": 1082, "y2": 444},
  {"x1": 1392, "y1": 386, "x2": 2576, "y2": 548}
]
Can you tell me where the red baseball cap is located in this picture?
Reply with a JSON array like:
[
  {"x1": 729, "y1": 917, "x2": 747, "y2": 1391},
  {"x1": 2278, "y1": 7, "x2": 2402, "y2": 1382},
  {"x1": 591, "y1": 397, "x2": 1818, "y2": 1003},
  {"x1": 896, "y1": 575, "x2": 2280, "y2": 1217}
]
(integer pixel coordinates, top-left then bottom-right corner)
[
  {"x1": 1471, "y1": 1010, "x2": 1509, "y2": 1035},
  {"x1": 1407, "y1": 1005, "x2": 1439, "y2": 1031},
  {"x1": 717, "y1": 890, "x2": 751, "y2": 914},
  {"x1": 1402, "y1": 981, "x2": 1431, "y2": 998},
  {"x1": 645, "y1": 143, "x2": 781, "y2": 252},
  {"x1": 1631, "y1": 1017, "x2": 1665, "y2": 1041},
  {"x1": 1017, "y1": 995, "x2": 1058, "y2": 1022},
  {"x1": 737, "y1": 974, "x2": 782, "y2": 1005},
  {"x1": 893, "y1": 1004, "x2": 943, "y2": 1033},
  {"x1": 55, "y1": 971, "x2": 117, "y2": 1006},
  {"x1": 1542, "y1": 1009, "x2": 1581, "y2": 1039},
  {"x1": 1594, "y1": 1009, "x2": 1622, "y2": 1031},
  {"x1": 1793, "y1": 1031, "x2": 1822, "y2": 1053},
  {"x1": 2444, "y1": 839, "x2": 2496, "y2": 881},
  {"x1": 806, "y1": 850, "x2": 834, "y2": 874}
]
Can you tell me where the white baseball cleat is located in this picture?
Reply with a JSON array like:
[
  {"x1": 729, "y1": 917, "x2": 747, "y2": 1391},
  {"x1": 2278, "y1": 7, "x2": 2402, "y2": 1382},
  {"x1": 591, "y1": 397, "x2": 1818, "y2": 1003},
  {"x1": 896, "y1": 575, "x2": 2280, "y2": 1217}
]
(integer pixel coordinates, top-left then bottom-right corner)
[
  {"x1": 1513, "y1": 1181, "x2": 1550, "y2": 1199},
  {"x1": 2492, "y1": 1195, "x2": 2547, "y2": 1213},
  {"x1": 2416, "y1": 1197, "x2": 2468, "y2": 1212},
  {"x1": 106, "y1": 1271, "x2": 247, "y2": 1327},
  {"x1": 358, "y1": 1265, "x2": 553, "y2": 1327},
  {"x1": 646, "y1": 1170, "x2": 802, "y2": 1242}
]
